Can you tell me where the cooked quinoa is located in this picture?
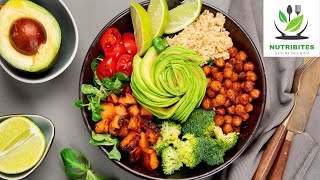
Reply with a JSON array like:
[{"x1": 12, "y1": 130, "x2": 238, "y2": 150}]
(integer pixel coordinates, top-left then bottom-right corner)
[{"x1": 166, "y1": 10, "x2": 233, "y2": 62}]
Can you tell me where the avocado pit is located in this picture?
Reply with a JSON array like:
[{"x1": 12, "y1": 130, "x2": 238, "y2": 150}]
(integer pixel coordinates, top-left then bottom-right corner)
[{"x1": 9, "y1": 18, "x2": 47, "y2": 56}]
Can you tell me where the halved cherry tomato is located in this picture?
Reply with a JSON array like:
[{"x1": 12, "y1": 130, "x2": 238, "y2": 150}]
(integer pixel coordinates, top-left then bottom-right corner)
[
  {"x1": 122, "y1": 33, "x2": 137, "y2": 56},
  {"x1": 104, "y1": 42, "x2": 127, "y2": 62},
  {"x1": 96, "y1": 56, "x2": 117, "y2": 80},
  {"x1": 100, "y1": 28, "x2": 121, "y2": 55},
  {"x1": 116, "y1": 54, "x2": 133, "y2": 76}
]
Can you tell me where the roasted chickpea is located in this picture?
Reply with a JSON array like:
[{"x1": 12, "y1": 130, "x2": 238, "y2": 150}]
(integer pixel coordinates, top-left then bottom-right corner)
[
  {"x1": 214, "y1": 57, "x2": 225, "y2": 68},
  {"x1": 243, "y1": 62, "x2": 255, "y2": 71},
  {"x1": 226, "y1": 105, "x2": 235, "y2": 115},
  {"x1": 245, "y1": 103, "x2": 254, "y2": 112},
  {"x1": 238, "y1": 72, "x2": 246, "y2": 81},
  {"x1": 223, "y1": 67, "x2": 233, "y2": 79},
  {"x1": 211, "y1": 66, "x2": 219, "y2": 74},
  {"x1": 230, "y1": 72, "x2": 239, "y2": 82},
  {"x1": 225, "y1": 62, "x2": 233, "y2": 69},
  {"x1": 241, "y1": 113, "x2": 249, "y2": 121},
  {"x1": 228, "y1": 47, "x2": 238, "y2": 57},
  {"x1": 242, "y1": 81, "x2": 255, "y2": 92},
  {"x1": 229, "y1": 57, "x2": 238, "y2": 65},
  {"x1": 223, "y1": 99, "x2": 232, "y2": 107},
  {"x1": 232, "y1": 116, "x2": 243, "y2": 127},
  {"x1": 210, "y1": 80, "x2": 222, "y2": 92},
  {"x1": 224, "y1": 115, "x2": 233, "y2": 124},
  {"x1": 215, "y1": 94, "x2": 227, "y2": 106},
  {"x1": 249, "y1": 97, "x2": 253, "y2": 102},
  {"x1": 234, "y1": 63, "x2": 243, "y2": 73},
  {"x1": 223, "y1": 124, "x2": 233, "y2": 134},
  {"x1": 206, "y1": 88, "x2": 216, "y2": 98},
  {"x1": 202, "y1": 65, "x2": 211, "y2": 76},
  {"x1": 214, "y1": 115, "x2": 225, "y2": 126},
  {"x1": 211, "y1": 98, "x2": 219, "y2": 108},
  {"x1": 250, "y1": 89, "x2": 261, "y2": 99},
  {"x1": 233, "y1": 126, "x2": 241, "y2": 133},
  {"x1": 206, "y1": 77, "x2": 212, "y2": 88},
  {"x1": 226, "y1": 89, "x2": 237, "y2": 102},
  {"x1": 232, "y1": 82, "x2": 242, "y2": 92},
  {"x1": 216, "y1": 107, "x2": 226, "y2": 115},
  {"x1": 219, "y1": 87, "x2": 226, "y2": 95},
  {"x1": 238, "y1": 94, "x2": 250, "y2": 105},
  {"x1": 202, "y1": 97, "x2": 212, "y2": 110},
  {"x1": 235, "y1": 104, "x2": 246, "y2": 115},
  {"x1": 223, "y1": 79, "x2": 233, "y2": 89},
  {"x1": 246, "y1": 71, "x2": 258, "y2": 81},
  {"x1": 212, "y1": 72, "x2": 224, "y2": 82},
  {"x1": 236, "y1": 51, "x2": 247, "y2": 62}
]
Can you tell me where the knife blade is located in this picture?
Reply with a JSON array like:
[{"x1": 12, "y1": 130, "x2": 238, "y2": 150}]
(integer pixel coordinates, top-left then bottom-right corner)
[{"x1": 269, "y1": 57, "x2": 320, "y2": 179}]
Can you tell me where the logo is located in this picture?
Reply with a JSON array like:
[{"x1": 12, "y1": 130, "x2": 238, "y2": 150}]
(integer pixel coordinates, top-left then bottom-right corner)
[
  {"x1": 264, "y1": 0, "x2": 320, "y2": 57},
  {"x1": 275, "y1": 5, "x2": 308, "y2": 40}
]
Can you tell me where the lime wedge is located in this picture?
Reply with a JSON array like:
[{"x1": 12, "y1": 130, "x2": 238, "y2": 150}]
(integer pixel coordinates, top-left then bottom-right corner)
[
  {"x1": 130, "y1": 2, "x2": 153, "y2": 56},
  {"x1": 147, "y1": 0, "x2": 169, "y2": 38},
  {"x1": 0, "y1": 116, "x2": 46, "y2": 174},
  {"x1": 164, "y1": 0, "x2": 202, "y2": 34}
]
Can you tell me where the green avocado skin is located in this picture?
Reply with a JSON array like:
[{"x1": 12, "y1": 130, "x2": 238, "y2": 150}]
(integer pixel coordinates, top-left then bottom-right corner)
[
  {"x1": 0, "y1": 0, "x2": 61, "y2": 73},
  {"x1": 131, "y1": 46, "x2": 206, "y2": 123}
]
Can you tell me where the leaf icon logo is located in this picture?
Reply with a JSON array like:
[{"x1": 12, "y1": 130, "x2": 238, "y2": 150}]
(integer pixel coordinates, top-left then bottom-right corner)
[
  {"x1": 279, "y1": 11, "x2": 288, "y2": 23},
  {"x1": 285, "y1": 15, "x2": 303, "y2": 32}
]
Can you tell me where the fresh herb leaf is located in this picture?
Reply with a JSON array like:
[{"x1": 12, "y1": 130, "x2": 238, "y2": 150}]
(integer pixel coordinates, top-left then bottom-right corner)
[
  {"x1": 82, "y1": 84, "x2": 96, "y2": 94},
  {"x1": 86, "y1": 170, "x2": 103, "y2": 180},
  {"x1": 279, "y1": 10, "x2": 288, "y2": 23},
  {"x1": 75, "y1": 100, "x2": 84, "y2": 108},
  {"x1": 60, "y1": 148, "x2": 89, "y2": 179},
  {"x1": 112, "y1": 79, "x2": 124, "y2": 95},
  {"x1": 92, "y1": 113, "x2": 102, "y2": 122},
  {"x1": 208, "y1": 58, "x2": 214, "y2": 66},
  {"x1": 112, "y1": 73, "x2": 130, "y2": 82},
  {"x1": 101, "y1": 78, "x2": 114, "y2": 90},
  {"x1": 91, "y1": 55, "x2": 104, "y2": 72},
  {"x1": 285, "y1": 15, "x2": 303, "y2": 32}
]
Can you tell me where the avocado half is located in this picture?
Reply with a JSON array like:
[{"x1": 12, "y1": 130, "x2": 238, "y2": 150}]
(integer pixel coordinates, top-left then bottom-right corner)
[{"x1": 0, "y1": 0, "x2": 61, "y2": 72}]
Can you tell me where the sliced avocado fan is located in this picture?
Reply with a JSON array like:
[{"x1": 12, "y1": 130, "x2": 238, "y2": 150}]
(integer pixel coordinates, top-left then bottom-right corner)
[{"x1": 131, "y1": 46, "x2": 206, "y2": 123}]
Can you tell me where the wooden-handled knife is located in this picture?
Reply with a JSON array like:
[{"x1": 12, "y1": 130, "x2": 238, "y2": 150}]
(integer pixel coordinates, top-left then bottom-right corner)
[{"x1": 253, "y1": 57, "x2": 320, "y2": 180}]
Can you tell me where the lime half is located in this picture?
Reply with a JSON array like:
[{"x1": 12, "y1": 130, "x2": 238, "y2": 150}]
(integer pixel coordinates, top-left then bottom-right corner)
[
  {"x1": 147, "y1": 0, "x2": 169, "y2": 38},
  {"x1": 164, "y1": 0, "x2": 202, "y2": 34},
  {"x1": 130, "y1": 2, "x2": 153, "y2": 56},
  {"x1": 0, "y1": 116, "x2": 46, "y2": 174}
]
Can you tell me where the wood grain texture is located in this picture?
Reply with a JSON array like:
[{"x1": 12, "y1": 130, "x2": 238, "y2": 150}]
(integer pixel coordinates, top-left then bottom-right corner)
[
  {"x1": 269, "y1": 139, "x2": 292, "y2": 180},
  {"x1": 253, "y1": 124, "x2": 288, "y2": 180}
]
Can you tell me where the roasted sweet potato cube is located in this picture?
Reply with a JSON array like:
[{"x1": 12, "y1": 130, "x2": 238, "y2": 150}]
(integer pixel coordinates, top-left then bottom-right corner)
[
  {"x1": 146, "y1": 129, "x2": 160, "y2": 145},
  {"x1": 120, "y1": 131, "x2": 140, "y2": 152},
  {"x1": 128, "y1": 105, "x2": 140, "y2": 117},
  {"x1": 95, "y1": 118, "x2": 107, "y2": 134},
  {"x1": 128, "y1": 116, "x2": 141, "y2": 132},
  {"x1": 140, "y1": 106, "x2": 153, "y2": 118},
  {"x1": 142, "y1": 148, "x2": 159, "y2": 170},
  {"x1": 117, "y1": 119, "x2": 129, "y2": 138},
  {"x1": 142, "y1": 119, "x2": 161, "y2": 133},
  {"x1": 124, "y1": 93, "x2": 137, "y2": 105},
  {"x1": 107, "y1": 93, "x2": 118, "y2": 104},
  {"x1": 118, "y1": 95, "x2": 128, "y2": 107},
  {"x1": 129, "y1": 147, "x2": 142, "y2": 163},
  {"x1": 139, "y1": 132, "x2": 148, "y2": 151},
  {"x1": 100, "y1": 103, "x2": 116, "y2": 120},
  {"x1": 104, "y1": 118, "x2": 113, "y2": 134},
  {"x1": 108, "y1": 115, "x2": 124, "y2": 136},
  {"x1": 114, "y1": 105, "x2": 128, "y2": 117},
  {"x1": 123, "y1": 85, "x2": 132, "y2": 94}
]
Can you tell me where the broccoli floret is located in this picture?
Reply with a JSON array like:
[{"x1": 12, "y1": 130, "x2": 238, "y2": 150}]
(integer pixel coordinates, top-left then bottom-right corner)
[
  {"x1": 155, "y1": 121, "x2": 181, "y2": 155},
  {"x1": 161, "y1": 146, "x2": 183, "y2": 175},
  {"x1": 213, "y1": 126, "x2": 239, "y2": 152},
  {"x1": 182, "y1": 108, "x2": 216, "y2": 137},
  {"x1": 176, "y1": 134, "x2": 203, "y2": 168},
  {"x1": 201, "y1": 137, "x2": 225, "y2": 166}
]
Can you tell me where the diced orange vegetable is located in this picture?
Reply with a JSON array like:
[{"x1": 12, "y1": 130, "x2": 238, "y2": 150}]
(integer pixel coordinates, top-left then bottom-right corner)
[
  {"x1": 114, "y1": 105, "x2": 128, "y2": 117},
  {"x1": 128, "y1": 105, "x2": 140, "y2": 117},
  {"x1": 107, "y1": 93, "x2": 118, "y2": 104},
  {"x1": 108, "y1": 115, "x2": 122, "y2": 136},
  {"x1": 146, "y1": 129, "x2": 160, "y2": 145},
  {"x1": 142, "y1": 148, "x2": 159, "y2": 170},
  {"x1": 118, "y1": 95, "x2": 128, "y2": 107},
  {"x1": 140, "y1": 106, "x2": 153, "y2": 118},
  {"x1": 128, "y1": 116, "x2": 141, "y2": 132},
  {"x1": 94, "y1": 118, "x2": 107, "y2": 134},
  {"x1": 124, "y1": 93, "x2": 137, "y2": 105},
  {"x1": 117, "y1": 119, "x2": 129, "y2": 138},
  {"x1": 120, "y1": 131, "x2": 140, "y2": 152},
  {"x1": 139, "y1": 132, "x2": 148, "y2": 151},
  {"x1": 100, "y1": 102, "x2": 116, "y2": 120},
  {"x1": 129, "y1": 147, "x2": 142, "y2": 163},
  {"x1": 123, "y1": 85, "x2": 132, "y2": 94}
]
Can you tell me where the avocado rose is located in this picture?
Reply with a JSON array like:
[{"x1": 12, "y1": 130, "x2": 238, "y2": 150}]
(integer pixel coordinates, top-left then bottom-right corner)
[{"x1": 130, "y1": 46, "x2": 206, "y2": 122}]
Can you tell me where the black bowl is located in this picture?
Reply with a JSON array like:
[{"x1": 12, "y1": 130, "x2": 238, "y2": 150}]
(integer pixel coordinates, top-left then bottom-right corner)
[{"x1": 80, "y1": 1, "x2": 266, "y2": 179}]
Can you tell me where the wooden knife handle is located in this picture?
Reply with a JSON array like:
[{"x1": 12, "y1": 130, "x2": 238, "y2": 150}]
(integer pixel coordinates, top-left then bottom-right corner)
[
  {"x1": 253, "y1": 124, "x2": 288, "y2": 180},
  {"x1": 269, "y1": 133, "x2": 293, "y2": 180}
]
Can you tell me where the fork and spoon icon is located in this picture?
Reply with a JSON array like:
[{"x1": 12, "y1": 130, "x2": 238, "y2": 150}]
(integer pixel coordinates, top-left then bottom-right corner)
[{"x1": 287, "y1": 5, "x2": 301, "y2": 22}]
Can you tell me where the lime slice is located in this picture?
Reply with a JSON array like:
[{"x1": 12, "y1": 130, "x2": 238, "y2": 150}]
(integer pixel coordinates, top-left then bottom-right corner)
[
  {"x1": 147, "y1": 0, "x2": 169, "y2": 38},
  {"x1": 164, "y1": 0, "x2": 202, "y2": 34},
  {"x1": 130, "y1": 2, "x2": 153, "y2": 56},
  {"x1": 0, "y1": 116, "x2": 46, "y2": 174}
]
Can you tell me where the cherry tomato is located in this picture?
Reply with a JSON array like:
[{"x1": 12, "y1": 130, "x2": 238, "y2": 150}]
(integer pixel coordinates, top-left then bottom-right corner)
[
  {"x1": 122, "y1": 33, "x2": 137, "y2": 56},
  {"x1": 100, "y1": 28, "x2": 121, "y2": 54},
  {"x1": 116, "y1": 54, "x2": 133, "y2": 76},
  {"x1": 104, "y1": 42, "x2": 127, "y2": 61},
  {"x1": 96, "y1": 56, "x2": 117, "y2": 80}
]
